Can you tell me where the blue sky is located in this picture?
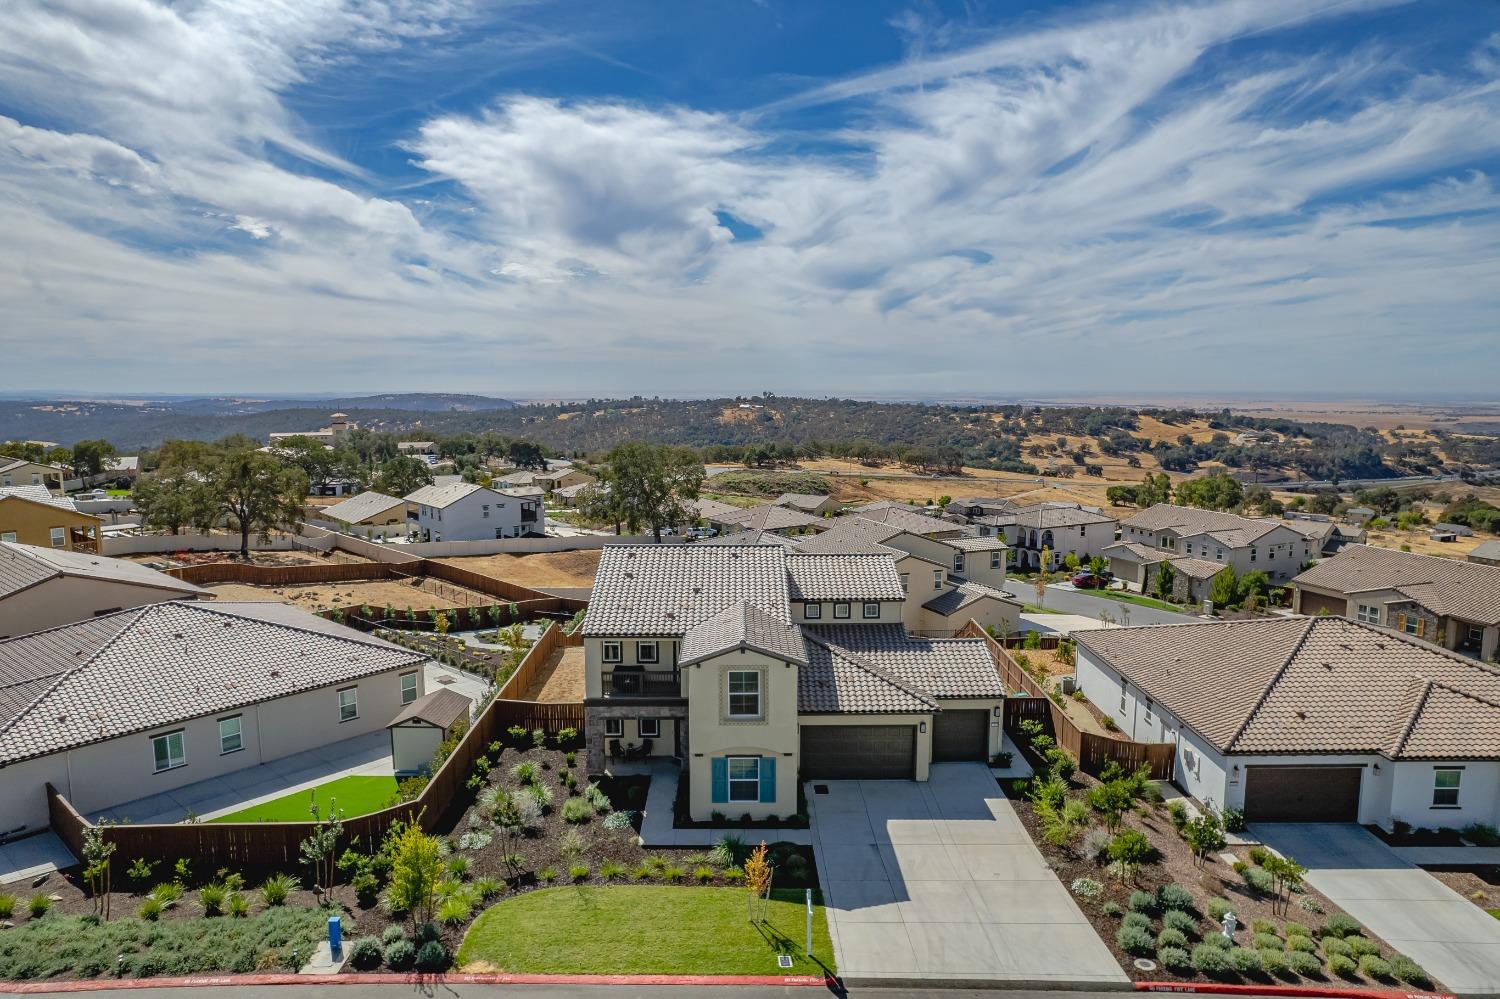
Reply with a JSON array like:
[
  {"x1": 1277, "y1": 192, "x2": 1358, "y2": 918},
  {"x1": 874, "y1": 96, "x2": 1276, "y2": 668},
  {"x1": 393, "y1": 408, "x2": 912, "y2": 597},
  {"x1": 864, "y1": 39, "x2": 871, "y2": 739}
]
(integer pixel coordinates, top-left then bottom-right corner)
[{"x1": 1, "y1": 0, "x2": 1498, "y2": 399}]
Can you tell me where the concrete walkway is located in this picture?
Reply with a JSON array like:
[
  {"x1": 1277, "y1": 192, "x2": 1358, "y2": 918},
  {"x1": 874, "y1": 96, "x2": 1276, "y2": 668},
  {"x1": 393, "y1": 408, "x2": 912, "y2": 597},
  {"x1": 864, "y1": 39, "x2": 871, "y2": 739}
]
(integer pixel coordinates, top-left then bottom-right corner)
[
  {"x1": 808, "y1": 762, "x2": 1128, "y2": 988},
  {"x1": 1392, "y1": 845, "x2": 1500, "y2": 866},
  {"x1": 636, "y1": 761, "x2": 811, "y2": 847},
  {"x1": 1254, "y1": 823, "x2": 1500, "y2": 997},
  {"x1": 0, "y1": 830, "x2": 77, "y2": 885},
  {"x1": 94, "y1": 731, "x2": 393, "y2": 824}
]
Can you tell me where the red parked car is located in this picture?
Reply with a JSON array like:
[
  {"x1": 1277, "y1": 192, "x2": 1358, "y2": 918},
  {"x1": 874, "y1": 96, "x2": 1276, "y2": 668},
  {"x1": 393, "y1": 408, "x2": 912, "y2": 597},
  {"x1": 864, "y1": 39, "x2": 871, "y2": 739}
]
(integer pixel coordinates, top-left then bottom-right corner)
[{"x1": 1071, "y1": 570, "x2": 1113, "y2": 589}]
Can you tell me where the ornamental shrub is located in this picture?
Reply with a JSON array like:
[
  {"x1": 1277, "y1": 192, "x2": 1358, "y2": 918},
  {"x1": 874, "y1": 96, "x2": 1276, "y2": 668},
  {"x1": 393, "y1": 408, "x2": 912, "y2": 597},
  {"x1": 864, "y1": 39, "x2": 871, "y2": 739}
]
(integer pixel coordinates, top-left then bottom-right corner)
[
  {"x1": 1286, "y1": 950, "x2": 1322, "y2": 976},
  {"x1": 1190, "y1": 943, "x2": 1231, "y2": 974},
  {"x1": 1254, "y1": 932, "x2": 1284, "y2": 950},
  {"x1": 382, "y1": 925, "x2": 406, "y2": 945},
  {"x1": 1207, "y1": 898, "x2": 1233, "y2": 922},
  {"x1": 1251, "y1": 917, "x2": 1278, "y2": 935},
  {"x1": 382, "y1": 939, "x2": 416, "y2": 971},
  {"x1": 1122, "y1": 911, "x2": 1153, "y2": 933},
  {"x1": 1321, "y1": 937, "x2": 1353, "y2": 957},
  {"x1": 415, "y1": 940, "x2": 450, "y2": 972},
  {"x1": 1158, "y1": 946, "x2": 1191, "y2": 971},
  {"x1": 1101, "y1": 901, "x2": 1122, "y2": 917},
  {"x1": 1070, "y1": 877, "x2": 1103, "y2": 900},
  {"x1": 1323, "y1": 913, "x2": 1362, "y2": 938},
  {"x1": 1242, "y1": 866, "x2": 1274, "y2": 892},
  {"x1": 1359, "y1": 955, "x2": 1393, "y2": 979},
  {"x1": 1128, "y1": 890, "x2": 1157, "y2": 913},
  {"x1": 1260, "y1": 948, "x2": 1290, "y2": 976},
  {"x1": 1288, "y1": 935, "x2": 1319, "y2": 953},
  {"x1": 1162, "y1": 909, "x2": 1197, "y2": 935},
  {"x1": 1328, "y1": 953, "x2": 1358, "y2": 977},
  {"x1": 561, "y1": 797, "x2": 594, "y2": 823},
  {"x1": 348, "y1": 937, "x2": 383, "y2": 970},
  {"x1": 1227, "y1": 947, "x2": 1261, "y2": 973},
  {"x1": 1390, "y1": 955, "x2": 1431, "y2": 987},
  {"x1": 1157, "y1": 883, "x2": 1194, "y2": 911},
  {"x1": 1346, "y1": 936, "x2": 1380, "y2": 958},
  {"x1": 1284, "y1": 921, "x2": 1311, "y2": 938},
  {"x1": 1116, "y1": 924, "x2": 1155, "y2": 955},
  {"x1": 1156, "y1": 928, "x2": 1188, "y2": 950}
]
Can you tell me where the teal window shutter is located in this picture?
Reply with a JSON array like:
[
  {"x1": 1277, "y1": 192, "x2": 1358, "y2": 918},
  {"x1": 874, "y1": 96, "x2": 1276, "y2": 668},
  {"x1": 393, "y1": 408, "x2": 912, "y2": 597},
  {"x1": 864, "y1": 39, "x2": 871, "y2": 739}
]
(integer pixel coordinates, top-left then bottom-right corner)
[
  {"x1": 759, "y1": 756, "x2": 776, "y2": 803},
  {"x1": 711, "y1": 757, "x2": 728, "y2": 804}
]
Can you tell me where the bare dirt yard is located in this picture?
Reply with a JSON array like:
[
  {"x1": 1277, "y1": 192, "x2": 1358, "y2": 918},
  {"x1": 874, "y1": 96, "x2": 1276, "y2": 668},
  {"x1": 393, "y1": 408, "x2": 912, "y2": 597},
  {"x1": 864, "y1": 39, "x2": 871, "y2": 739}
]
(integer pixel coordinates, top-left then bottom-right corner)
[
  {"x1": 120, "y1": 548, "x2": 370, "y2": 568},
  {"x1": 523, "y1": 646, "x2": 585, "y2": 702},
  {"x1": 437, "y1": 549, "x2": 602, "y2": 589},
  {"x1": 205, "y1": 575, "x2": 495, "y2": 613}
]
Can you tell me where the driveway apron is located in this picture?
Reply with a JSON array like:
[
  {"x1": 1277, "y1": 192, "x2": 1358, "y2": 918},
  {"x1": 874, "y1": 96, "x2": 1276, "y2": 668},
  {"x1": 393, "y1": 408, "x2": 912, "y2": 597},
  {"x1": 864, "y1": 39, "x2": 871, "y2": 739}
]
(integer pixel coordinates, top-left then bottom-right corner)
[{"x1": 807, "y1": 761, "x2": 1127, "y2": 987}]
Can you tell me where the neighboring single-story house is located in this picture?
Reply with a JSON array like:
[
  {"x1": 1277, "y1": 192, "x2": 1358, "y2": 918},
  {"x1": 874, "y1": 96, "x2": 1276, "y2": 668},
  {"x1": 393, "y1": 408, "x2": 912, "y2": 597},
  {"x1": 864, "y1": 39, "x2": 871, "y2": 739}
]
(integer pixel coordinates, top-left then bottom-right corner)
[
  {"x1": 1292, "y1": 544, "x2": 1500, "y2": 661},
  {"x1": 717, "y1": 503, "x2": 829, "y2": 537},
  {"x1": 319, "y1": 490, "x2": 411, "y2": 538},
  {"x1": 1469, "y1": 540, "x2": 1500, "y2": 567},
  {"x1": 773, "y1": 493, "x2": 840, "y2": 517},
  {"x1": 0, "y1": 541, "x2": 209, "y2": 638},
  {"x1": 1102, "y1": 541, "x2": 1227, "y2": 605},
  {"x1": 388, "y1": 688, "x2": 472, "y2": 775},
  {"x1": 0, "y1": 486, "x2": 103, "y2": 553},
  {"x1": 396, "y1": 441, "x2": 438, "y2": 455},
  {"x1": 0, "y1": 457, "x2": 66, "y2": 493},
  {"x1": 1075, "y1": 616, "x2": 1500, "y2": 828},
  {"x1": 1343, "y1": 506, "x2": 1376, "y2": 525},
  {"x1": 0, "y1": 600, "x2": 430, "y2": 838}
]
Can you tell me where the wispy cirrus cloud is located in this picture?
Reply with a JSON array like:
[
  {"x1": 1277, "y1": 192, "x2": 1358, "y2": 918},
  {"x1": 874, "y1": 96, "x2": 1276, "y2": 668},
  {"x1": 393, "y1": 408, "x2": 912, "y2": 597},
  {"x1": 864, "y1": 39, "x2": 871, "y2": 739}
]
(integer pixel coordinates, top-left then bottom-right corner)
[{"x1": 0, "y1": 0, "x2": 1496, "y2": 396}]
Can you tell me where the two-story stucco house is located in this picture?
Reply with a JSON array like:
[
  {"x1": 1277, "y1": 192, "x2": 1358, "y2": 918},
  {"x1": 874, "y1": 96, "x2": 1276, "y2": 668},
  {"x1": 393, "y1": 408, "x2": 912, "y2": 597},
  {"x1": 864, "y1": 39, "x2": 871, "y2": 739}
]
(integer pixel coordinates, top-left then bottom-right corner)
[
  {"x1": 1292, "y1": 545, "x2": 1500, "y2": 662},
  {"x1": 0, "y1": 600, "x2": 429, "y2": 839},
  {"x1": 1116, "y1": 504, "x2": 1313, "y2": 585},
  {"x1": 580, "y1": 545, "x2": 1008, "y2": 820},
  {"x1": 976, "y1": 503, "x2": 1119, "y2": 571},
  {"x1": 405, "y1": 481, "x2": 541, "y2": 541},
  {"x1": 0, "y1": 486, "x2": 103, "y2": 553},
  {"x1": 1074, "y1": 616, "x2": 1500, "y2": 829}
]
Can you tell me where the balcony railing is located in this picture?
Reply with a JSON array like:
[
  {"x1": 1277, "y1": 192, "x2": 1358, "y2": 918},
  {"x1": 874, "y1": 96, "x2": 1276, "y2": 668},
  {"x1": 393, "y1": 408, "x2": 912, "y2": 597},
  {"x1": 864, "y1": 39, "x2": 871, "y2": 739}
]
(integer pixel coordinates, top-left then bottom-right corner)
[{"x1": 600, "y1": 669, "x2": 682, "y2": 698}]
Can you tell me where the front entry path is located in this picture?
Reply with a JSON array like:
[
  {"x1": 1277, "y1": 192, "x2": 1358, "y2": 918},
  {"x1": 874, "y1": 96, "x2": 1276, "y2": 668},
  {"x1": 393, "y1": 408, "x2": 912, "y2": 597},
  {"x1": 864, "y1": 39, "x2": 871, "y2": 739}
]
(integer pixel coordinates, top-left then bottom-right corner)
[
  {"x1": 807, "y1": 762, "x2": 1127, "y2": 988},
  {"x1": 1254, "y1": 823, "x2": 1500, "y2": 997}
]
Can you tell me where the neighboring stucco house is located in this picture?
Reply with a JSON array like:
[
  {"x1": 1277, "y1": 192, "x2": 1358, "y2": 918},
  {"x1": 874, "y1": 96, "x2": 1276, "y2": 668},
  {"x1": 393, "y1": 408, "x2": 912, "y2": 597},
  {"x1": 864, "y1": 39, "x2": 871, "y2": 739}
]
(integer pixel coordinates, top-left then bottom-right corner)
[
  {"x1": 1075, "y1": 616, "x2": 1500, "y2": 828},
  {"x1": 0, "y1": 486, "x2": 102, "y2": 553},
  {"x1": 406, "y1": 481, "x2": 541, "y2": 541},
  {"x1": 1102, "y1": 540, "x2": 1227, "y2": 605},
  {"x1": 715, "y1": 503, "x2": 829, "y2": 537},
  {"x1": 0, "y1": 541, "x2": 209, "y2": 639},
  {"x1": 773, "y1": 493, "x2": 840, "y2": 518},
  {"x1": 0, "y1": 600, "x2": 429, "y2": 838},
  {"x1": 580, "y1": 545, "x2": 1008, "y2": 820},
  {"x1": 977, "y1": 503, "x2": 1118, "y2": 571},
  {"x1": 1118, "y1": 504, "x2": 1313, "y2": 584},
  {"x1": 319, "y1": 490, "x2": 411, "y2": 539},
  {"x1": 1292, "y1": 544, "x2": 1500, "y2": 661},
  {"x1": 0, "y1": 457, "x2": 66, "y2": 493}
]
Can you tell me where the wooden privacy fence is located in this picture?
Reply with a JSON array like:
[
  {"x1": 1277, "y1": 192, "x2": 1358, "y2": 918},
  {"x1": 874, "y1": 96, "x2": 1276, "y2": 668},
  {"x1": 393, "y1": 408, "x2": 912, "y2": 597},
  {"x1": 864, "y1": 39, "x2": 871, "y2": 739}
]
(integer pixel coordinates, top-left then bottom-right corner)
[
  {"x1": 965, "y1": 620, "x2": 1175, "y2": 781},
  {"x1": 47, "y1": 638, "x2": 585, "y2": 872}
]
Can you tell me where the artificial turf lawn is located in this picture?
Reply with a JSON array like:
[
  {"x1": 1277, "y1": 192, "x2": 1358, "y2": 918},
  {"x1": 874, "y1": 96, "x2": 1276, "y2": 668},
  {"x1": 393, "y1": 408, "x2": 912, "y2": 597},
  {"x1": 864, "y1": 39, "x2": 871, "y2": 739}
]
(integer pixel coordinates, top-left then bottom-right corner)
[
  {"x1": 457, "y1": 886, "x2": 835, "y2": 975},
  {"x1": 209, "y1": 775, "x2": 398, "y2": 822}
]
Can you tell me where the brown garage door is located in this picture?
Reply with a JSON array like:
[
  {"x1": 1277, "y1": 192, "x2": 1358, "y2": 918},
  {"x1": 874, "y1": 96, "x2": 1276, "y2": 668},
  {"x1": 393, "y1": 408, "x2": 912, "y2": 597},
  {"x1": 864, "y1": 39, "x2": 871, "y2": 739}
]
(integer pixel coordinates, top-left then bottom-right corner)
[
  {"x1": 933, "y1": 710, "x2": 989, "y2": 762},
  {"x1": 1244, "y1": 766, "x2": 1362, "y2": 822},
  {"x1": 801, "y1": 725, "x2": 915, "y2": 779}
]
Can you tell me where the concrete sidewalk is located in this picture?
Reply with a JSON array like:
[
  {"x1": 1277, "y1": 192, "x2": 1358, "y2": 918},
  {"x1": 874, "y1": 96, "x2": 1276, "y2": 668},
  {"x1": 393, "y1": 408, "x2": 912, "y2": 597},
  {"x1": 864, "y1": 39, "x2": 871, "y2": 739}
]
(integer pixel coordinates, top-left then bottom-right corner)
[{"x1": 808, "y1": 762, "x2": 1128, "y2": 988}]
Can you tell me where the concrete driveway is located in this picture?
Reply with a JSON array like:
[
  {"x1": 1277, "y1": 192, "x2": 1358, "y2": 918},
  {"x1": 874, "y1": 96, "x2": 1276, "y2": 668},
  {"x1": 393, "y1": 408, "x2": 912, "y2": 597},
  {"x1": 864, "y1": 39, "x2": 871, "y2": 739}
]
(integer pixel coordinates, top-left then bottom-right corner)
[
  {"x1": 807, "y1": 762, "x2": 1127, "y2": 988},
  {"x1": 1254, "y1": 823, "x2": 1500, "y2": 997}
]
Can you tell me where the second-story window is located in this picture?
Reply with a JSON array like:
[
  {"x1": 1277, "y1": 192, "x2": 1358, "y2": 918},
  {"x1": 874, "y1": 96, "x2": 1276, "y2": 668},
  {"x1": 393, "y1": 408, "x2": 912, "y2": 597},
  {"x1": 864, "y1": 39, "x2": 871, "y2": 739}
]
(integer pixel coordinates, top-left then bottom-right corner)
[
  {"x1": 727, "y1": 670, "x2": 761, "y2": 719},
  {"x1": 833, "y1": 602, "x2": 851, "y2": 619},
  {"x1": 804, "y1": 602, "x2": 822, "y2": 619},
  {"x1": 637, "y1": 641, "x2": 659, "y2": 664},
  {"x1": 602, "y1": 641, "x2": 622, "y2": 664},
  {"x1": 862, "y1": 602, "x2": 879, "y2": 619},
  {"x1": 990, "y1": 551, "x2": 1001, "y2": 569},
  {"x1": 954, "y1": 552, "x2": 965, "y2": 573},
  {"x1": 900, "y1": 573, "x2": 909, "y2": 592},
  {"x1": 932, "y1": 570, "x2": 942, "y2": 590}
]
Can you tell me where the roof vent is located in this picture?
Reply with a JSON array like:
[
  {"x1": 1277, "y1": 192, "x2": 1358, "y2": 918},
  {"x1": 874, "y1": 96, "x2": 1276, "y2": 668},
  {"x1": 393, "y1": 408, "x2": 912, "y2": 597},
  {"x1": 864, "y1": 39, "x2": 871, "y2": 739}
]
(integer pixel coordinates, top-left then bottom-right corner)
[
  {"x1": 1295, "y1": 710, "x2": 1307, "y2": 719},
  {"x1": 173, "y1": 632, "x2": 183, "y2": 640},
  {"x1": 270, "y1": 668, "x2": 281, "y2": 677},
  {"x1": 1322, "y1": 662, "x2": 1333, "y2": 670},
  {"x1": 56, "y1": 713, "x2": 67, "y2": 724}
]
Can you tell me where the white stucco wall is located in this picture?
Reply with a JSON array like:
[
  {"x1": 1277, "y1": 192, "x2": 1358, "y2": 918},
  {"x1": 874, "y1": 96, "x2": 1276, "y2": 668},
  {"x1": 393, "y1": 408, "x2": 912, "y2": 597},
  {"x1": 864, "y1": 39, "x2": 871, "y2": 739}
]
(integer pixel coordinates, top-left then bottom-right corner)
[
  {"x1": 685, "y1": 648, "x2": 799, "y2": 820},
  {"x1": 415, "y1": 488, "x2": 537, "y2": 542},
  {"x1": 0, "y1": 576, "x2": 202, "y2": 640}
]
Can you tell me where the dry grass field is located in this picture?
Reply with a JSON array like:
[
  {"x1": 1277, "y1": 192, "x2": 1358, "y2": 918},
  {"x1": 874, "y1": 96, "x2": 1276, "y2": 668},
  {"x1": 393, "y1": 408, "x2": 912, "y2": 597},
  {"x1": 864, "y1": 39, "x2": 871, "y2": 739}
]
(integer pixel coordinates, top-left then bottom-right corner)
[{"x1": 436, "y1": 549, "x2": 602, "y2": 589}]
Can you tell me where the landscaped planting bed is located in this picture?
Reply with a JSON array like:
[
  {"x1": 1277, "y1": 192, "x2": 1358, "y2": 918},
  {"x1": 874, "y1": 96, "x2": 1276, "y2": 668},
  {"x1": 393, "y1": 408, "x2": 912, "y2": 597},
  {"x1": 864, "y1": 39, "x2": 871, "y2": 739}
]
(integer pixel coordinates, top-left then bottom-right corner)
[
  {"x1": 1006, "y1": 723, "x2": 1440, "y2": 989},
  {"x1": 456, "y1": 886, "x2": 834, "y2": 975}
]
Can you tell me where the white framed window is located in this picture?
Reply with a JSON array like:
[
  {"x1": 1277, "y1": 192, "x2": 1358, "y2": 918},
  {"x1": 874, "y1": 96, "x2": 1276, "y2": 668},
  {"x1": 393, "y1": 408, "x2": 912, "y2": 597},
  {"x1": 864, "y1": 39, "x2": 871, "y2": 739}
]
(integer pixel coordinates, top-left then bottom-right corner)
[
  {"x1": 899, "y1": 573, "x2": 909, "y2": 592},
  {"x1": 1144, "y1": 699, "x2": 1154, "y2": 725},
  {"x1": 49, "y1": 527, "x2": 66, "y2": 548},
  {"x1": 152, "y1": 730, "x2": 186, "y2": 773},
  {"x1": 727, "y1": 670, "x2": 761, "y2": 719},
  {"x1": 1405, "y1": 615, "x2": 1420, "y2": 635},
  {"x1": 1119, "y1": 677, "x2": 1127, "y2": 711},
  {"x1": 602, "y1": 641, "x2": 622, "y2": 664},
  {"x1": 638, "y1": 717, "x2": 660, "y2": 738},
  {"x1": 1185, "y1": 543, "x2": 1194, "y2": 556},
  {"x1": 833, "y1": 602, "x2": 851, "y2": 619},
  {"x1": 991, "y1": 551, "x2": 1001, "y2": 569},
  {"x1": 637, "y1": 641, "x2": 659, "y2": 664},
  {"x1": 1356, "y1": 604, "x2": 1380, "y2": 625},
  {"x1": 954, "y1": 552, "x2": 966, "y2": 573},
  {"x1": 804, "y1": 602, "x2": 822, "y2": 619},
  {"x1": 338, "y1": 686, "x2": 359, "y2": 722},
  {"x1": 604, "y1": 717, "x2": 624, "y2": 738},
  {"x1": 1215, "y1": 548, "x2": 1223, "y2": 560},
  {"x1": 400, "y1": 672, "x2": 419, "y2": 704},
  {"x1": 0, "y1": 531, "x2": 15, "y2": 542},
  {"x1": 728, "y1": 756, "x2": 760, "y2": 802},
  {"x1": 932, "y1": 570, "x2": 942, "y2": 590},
  {"x1": 1433, "y1": 767, "x2": 1462, "y2": 807},
  {"x1": 862, "y1": 602, "x2": 880, "y2": 619},
  {"x1": 218, "y1": 715, "x2": 243, "y2": 755}
]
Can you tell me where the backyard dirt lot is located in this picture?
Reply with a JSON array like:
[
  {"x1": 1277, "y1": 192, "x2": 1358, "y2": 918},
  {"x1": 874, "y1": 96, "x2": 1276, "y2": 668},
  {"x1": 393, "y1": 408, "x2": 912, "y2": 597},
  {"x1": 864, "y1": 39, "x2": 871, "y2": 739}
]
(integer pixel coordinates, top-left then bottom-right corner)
[
  {"x1": 437, "y1": 549, "x2": 601, "y2": 589},
  {"x1": 120, "y1": 548, "x2": 370, "y2": 567},
  {"x1": 206, "y1": 575, "x2": 496, "y2": 613}
]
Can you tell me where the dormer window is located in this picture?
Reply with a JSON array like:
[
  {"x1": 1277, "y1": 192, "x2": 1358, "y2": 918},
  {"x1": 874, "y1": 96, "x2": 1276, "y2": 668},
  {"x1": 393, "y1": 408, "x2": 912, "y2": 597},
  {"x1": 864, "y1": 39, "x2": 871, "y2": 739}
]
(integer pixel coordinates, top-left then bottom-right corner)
[
  {"x1": 862, "y1": 602, "x2": 879, "y2": 619},
  {"x1": 833, "y1": 602, "x2": 851, "y2": 619},
  {"x1": 804, "y1": 603, "x2": 822, "y2": 619}
]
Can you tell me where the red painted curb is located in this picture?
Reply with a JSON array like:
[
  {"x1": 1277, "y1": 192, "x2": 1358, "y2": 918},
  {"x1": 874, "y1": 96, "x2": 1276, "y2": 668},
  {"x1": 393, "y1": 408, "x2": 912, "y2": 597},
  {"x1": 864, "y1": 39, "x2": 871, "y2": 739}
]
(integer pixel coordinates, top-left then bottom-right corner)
[
  {"x1": 0, "y1": 971, "x2": 834, "y2": 993},
  {"x1": 1136, "y1": 982, "x2": 1454, "y2": 999}
]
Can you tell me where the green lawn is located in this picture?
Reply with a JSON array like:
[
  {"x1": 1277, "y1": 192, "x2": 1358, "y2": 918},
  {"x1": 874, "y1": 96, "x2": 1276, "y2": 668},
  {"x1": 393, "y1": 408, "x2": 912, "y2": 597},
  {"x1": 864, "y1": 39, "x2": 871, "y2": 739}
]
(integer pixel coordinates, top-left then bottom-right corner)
[
  {"x1": 209, "y1": 775, "x2": 398, "y2": 822},
  {"x1": 1489, "y1": 908, "x2": 1500, "y2": 921},
  {"x1": 458, "y1": 886, "x2": 834, "y2": 976},
  {"x1": 1087, "y1": 589, "x2": 1182, "y2": 612}
]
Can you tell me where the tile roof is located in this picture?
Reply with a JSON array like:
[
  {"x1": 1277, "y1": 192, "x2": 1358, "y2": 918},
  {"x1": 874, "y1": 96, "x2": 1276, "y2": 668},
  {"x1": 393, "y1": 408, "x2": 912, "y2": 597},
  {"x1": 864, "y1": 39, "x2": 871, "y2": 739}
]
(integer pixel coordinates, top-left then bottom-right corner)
[
  {"x1": 1171, "y1": 556, "x2": 1230, "y2": 580},
  {"x1": 923, "y1": 580, "x2": 1022, "y2": 617},
  {"x1": 1102, "y1": 541, "x2": 1177, "y2": 564},
  {"x1": 0, "y1": 542, "x2": 208, "y2": 603},
  {"x1": 1293, "y1": 544, "x2": 1500, "y2": 625},
  {"x1": 985, "y1": 503, "x2": 1116, "y2": 530},
  {"x1": 405, "y1": 481, "x2": 485, "y2": 508},
  {"x1": 0, "y1": 485, "x2": 83, "y2": 513},
  {"x1": 1076, "y1": 616, "x2": 1500, "y2": 758},
  {"x1": 785, "y1": 552, "x2": 906, "y2": 602},
  {"x1": 945, "y1": 535, "x2": 1008, "y2": 552},
  {"x1": 697, "y1": 528, "x2": 803, "y2": 549},
  {"x1": 680, "y1": 600, "x2": 808, "y2": 666},
  {"x1": 795, "y1": 517, "x2": 905, "y2": 554},
  {"x1": 388, "y1": 688, "x2": 471, "y2": 729},
  {"x1": 1469, "y1": 540, "x2": 1500, "y2": 561},
  {"x1": 1120, "y1": 504, "x2": 1284, "y2": 546},
  {"x1": 582, "y1": 545, "x2": 791, "y2": 637},
  {"x1": 720, "y1": 503, "x2": 826, "y2": 533},
  {"x1": 856, "y1": 506, "x2": 963, "y2": 537},
  {"x1": 774, "y1": 492, "x2": 833, "y2": 511},
  {"x1": 0, "y1": 601, "x2": 427, "y2": 765},
  {"x1": 319, "y1": 490, "x2": 407, "y2": 524},
  {"x1": 807, "y1": 624, "x2": 1007, "y2": 699},
  {"x1": 0, "y1": 457, "x2": 64, "y2": 475},
  {"x1": 798, "y1": 633, "x2": 937, "y2": 714},
  {"x1": 691, "y1": 498, "x2": 748, "y2": 522}
]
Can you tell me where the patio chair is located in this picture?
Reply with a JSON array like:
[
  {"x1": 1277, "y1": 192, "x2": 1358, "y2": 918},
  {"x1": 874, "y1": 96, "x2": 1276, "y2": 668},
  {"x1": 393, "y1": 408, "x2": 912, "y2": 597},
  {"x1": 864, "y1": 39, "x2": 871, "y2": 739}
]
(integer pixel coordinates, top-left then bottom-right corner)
[
  {"x1": 637, "y1": 737, "x2": 653, "y2": 758},
  {"x1": 609, "y1": 739, "x2": 625, "y2": 760}
]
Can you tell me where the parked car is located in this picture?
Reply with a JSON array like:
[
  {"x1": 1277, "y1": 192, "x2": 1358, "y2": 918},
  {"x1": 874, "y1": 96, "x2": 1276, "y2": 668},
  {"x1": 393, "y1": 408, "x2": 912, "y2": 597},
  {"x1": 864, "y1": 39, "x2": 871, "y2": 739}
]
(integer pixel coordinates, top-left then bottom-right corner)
[{"x1": 1071, "y1": 570, "x2": 1113, "y2": 589}]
